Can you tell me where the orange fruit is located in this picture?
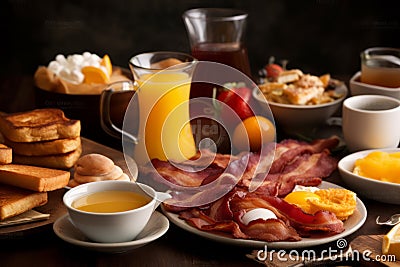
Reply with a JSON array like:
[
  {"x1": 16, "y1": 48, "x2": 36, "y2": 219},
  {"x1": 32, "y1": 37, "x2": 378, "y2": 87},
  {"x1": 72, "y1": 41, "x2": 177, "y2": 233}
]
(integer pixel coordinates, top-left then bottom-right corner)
[
  {"x1": 232, "y1": 115, "x2": 275, "y2": 152},
  {"x1": 82, "y1": 66, "x2": 110, "y2": 84},
  {"x1": 101, "y1": 54, "x2": 112, "y2": 75}
]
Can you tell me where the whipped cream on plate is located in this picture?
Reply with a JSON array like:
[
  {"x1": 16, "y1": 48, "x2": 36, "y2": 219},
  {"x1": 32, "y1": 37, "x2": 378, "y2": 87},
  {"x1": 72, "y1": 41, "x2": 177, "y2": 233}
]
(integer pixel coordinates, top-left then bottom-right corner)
[{"x1": 48, "y1": 52, "x2": 108, "y2": 84}]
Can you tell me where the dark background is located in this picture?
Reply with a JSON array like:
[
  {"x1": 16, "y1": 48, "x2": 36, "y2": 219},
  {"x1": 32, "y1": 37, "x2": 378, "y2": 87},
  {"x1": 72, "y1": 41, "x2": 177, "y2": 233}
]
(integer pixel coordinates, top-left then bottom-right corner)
[{"x1": 0, "y1": 0, "x2": 399, "y2": 113}]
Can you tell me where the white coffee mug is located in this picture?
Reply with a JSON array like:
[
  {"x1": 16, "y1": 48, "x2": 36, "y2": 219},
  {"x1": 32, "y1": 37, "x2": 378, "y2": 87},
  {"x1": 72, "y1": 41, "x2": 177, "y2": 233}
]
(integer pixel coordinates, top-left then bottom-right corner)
[
  {"x1": 63, "y1": 180, "x2": 171, "y2": 243},
  {"x1": 342, "y1": 95, "x2": 400, "y2": 152}
]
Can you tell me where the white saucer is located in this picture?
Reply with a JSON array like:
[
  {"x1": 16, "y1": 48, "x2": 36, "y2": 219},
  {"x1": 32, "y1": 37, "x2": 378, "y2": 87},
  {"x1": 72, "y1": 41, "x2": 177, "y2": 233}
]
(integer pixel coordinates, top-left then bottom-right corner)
[{"x1": 53, "y1": 211, "x2": 169, "y2": 253}]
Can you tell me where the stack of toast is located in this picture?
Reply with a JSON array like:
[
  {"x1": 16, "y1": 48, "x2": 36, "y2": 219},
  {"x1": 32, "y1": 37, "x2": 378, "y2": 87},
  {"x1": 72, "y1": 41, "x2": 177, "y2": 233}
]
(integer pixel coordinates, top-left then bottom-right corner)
[
  {"x1": 0, "y1": 108, "x2": 79, "y2": 221},
  {"x1": 0, "y1": 143, "x2": 70, "y2": 221},
  {"x1": 0, "y1": 109, "x2": 82, "y2": 169}
]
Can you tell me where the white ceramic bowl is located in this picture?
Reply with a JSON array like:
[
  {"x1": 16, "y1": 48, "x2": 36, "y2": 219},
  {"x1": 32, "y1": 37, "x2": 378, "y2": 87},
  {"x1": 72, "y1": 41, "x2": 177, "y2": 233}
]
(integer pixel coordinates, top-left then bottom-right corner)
[
  {"x1": 63, "y1": 180, "x2": 171, "y2": 243},
  {"x1": 349, "y1": 72, "x2": 400, "y2": 100},
  {"x1": 253, "y1": 82, "x2": 347, "y2": 131},
  {"x1": 338, "y1": 148, "x2": 400, "y2": 204}
]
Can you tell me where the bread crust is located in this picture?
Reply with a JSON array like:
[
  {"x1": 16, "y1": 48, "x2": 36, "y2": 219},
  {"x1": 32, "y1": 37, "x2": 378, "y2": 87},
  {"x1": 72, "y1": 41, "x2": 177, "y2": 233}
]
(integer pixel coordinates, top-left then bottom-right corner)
[
  {"x1": 0, "y1": 184, "x2": 48, "y2": 220},
  {"x1": 0, "y1": 144, "x2": 12, "y2": 164},
  {"x1": 0, "y1": 109, "x2": 81, "y2": 142},
  {"x1": 12, "y1": 145, "x2": 82, "y2": 170},
  {"x1": 3, "y1": 137, "x2": 81, "y2": 156},
  {"x1": 0, "y1": 164, "x2": 70, "y2": 192}
]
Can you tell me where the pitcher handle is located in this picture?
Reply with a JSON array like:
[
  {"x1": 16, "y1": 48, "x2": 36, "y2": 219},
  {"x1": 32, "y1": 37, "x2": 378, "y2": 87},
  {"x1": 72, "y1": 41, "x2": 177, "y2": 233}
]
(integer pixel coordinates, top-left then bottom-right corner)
[{"x1": 100, "y1": 88, "x2": 138, "y2": 144}]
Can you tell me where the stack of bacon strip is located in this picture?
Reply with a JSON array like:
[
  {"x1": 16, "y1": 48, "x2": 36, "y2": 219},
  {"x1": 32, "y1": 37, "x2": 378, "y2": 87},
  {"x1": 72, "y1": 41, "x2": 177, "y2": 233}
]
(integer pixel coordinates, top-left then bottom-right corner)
[{"x1": 140, "y1": 137, "x2": 344, "y2": 242}]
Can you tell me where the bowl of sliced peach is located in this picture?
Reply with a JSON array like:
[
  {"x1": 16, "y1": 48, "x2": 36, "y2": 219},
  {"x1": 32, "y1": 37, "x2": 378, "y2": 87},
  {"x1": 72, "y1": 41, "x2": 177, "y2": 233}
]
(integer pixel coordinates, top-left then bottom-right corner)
[{"x1": 338, "y1": 148, "x2": 400, "y2": 204}]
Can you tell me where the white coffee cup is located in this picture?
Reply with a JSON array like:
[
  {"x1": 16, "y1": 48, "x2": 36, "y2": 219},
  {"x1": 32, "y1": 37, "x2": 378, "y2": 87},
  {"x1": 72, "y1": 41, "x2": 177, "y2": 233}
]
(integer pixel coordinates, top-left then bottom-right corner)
[
  {"x1": 63, "y1": 180, "x2": 171, "y2": 243},
  {"x1": 342, "y1": 95, "x2": 400, "y2": 152}
]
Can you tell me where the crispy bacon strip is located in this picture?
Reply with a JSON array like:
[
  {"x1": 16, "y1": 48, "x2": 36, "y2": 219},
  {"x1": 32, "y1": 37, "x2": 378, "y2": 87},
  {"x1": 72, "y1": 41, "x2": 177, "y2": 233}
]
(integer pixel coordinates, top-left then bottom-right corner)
[
  {"x1": 162, "y1": 172, "x2": 238, "y2": 211},
  {"x1": 270, "y1": 136, "x2": 339, "y2": 173},
  {"x1": 239, "y1": 219, "x2": 301, "y2": 242},
  {"x1": 188, "y1": 149, "x2": 238, "y2": 169},
  {"x1": 179, "y1": 209, "x2": 248, "y2": 239},
  {"x1": 240, "y1": 150, "x2": 338, "y2": 196},
  {"x1": 276, "y1": 151, "x2": 338, "y2": 196},
  {"x1": 140, "y1": 159, "x2": 224, "y2": 187},
  {"x1": 139, "y1": 149, "x2": 239, "y2": 188},
  {"x1": 151, "y1": 152, "x2": 257, "y2": 210},
  {"x1": 206, "y1": 189, "x2": 244, "y2": 221}
]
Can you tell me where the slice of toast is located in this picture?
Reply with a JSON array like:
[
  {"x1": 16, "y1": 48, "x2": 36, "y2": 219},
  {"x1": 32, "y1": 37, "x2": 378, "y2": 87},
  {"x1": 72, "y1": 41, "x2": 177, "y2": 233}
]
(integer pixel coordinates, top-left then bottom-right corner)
[
  {"x1": 0, "y1": 109, "x2": 81, "y2": 142},
  {"x1": 0, "y1": 164, "x2": 70, "y2": 192},
  {"x1": 276, "y1": 69, "x2": 303, "y2": 84},
  {"x1": 0, "y1": 144, "x2": 12, "y2": 164},
  {"x1": 4, "y1": 137, "x2": 81, "y2": 156},
  {"x1": 12, "y1": 144, "x2": 82, "y2": 170},
  {"x1": 0, "y1": 184, "x2": 48, "y2": 220}
]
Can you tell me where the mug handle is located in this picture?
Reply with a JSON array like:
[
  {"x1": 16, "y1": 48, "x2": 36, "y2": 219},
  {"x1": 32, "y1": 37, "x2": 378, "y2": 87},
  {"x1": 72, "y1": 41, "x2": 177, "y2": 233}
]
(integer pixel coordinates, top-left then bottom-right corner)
[{"x1": 100, "y1": 85, "x2": 138, "y2": 144}]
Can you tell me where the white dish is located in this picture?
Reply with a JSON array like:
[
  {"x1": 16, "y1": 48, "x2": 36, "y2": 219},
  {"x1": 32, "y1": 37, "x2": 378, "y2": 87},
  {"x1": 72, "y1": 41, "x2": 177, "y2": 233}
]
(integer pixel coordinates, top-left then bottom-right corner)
[
  {"x1": 162, "y1": 181, "x2": 366, "y2": 249},
  {"x1": 338, "y1": 148, "x2": 400, "y2": 204},
  {"x1": 53, "y1": 211, "x2": 169, "y2": 253},
  {"x1": 253, "y1": 81, "x2": 347, "y2": 132},
  {"x1": 350, "y1": 72, "x2": 400, "y2": 100}
]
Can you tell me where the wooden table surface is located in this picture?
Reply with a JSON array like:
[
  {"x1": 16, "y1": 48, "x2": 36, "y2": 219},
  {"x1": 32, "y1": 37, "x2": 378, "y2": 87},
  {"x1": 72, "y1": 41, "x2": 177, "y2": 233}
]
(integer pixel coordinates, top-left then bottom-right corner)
[{"x1": 0, "y1": 137, "x2": 399, "y2": 267}]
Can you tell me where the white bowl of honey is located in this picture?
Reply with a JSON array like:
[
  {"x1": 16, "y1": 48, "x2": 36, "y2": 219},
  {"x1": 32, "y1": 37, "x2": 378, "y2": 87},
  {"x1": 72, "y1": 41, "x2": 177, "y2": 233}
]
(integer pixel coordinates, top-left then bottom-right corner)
[{"x1": 63, "y1": 180, "x2": 171, "y2": 243}]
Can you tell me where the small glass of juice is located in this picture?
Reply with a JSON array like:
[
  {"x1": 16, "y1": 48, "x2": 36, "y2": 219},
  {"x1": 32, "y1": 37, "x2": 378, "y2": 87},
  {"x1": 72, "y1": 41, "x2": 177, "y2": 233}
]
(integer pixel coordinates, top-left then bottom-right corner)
[{"x1": 360, "y1": 47, "x2": 400, "y2": 88}]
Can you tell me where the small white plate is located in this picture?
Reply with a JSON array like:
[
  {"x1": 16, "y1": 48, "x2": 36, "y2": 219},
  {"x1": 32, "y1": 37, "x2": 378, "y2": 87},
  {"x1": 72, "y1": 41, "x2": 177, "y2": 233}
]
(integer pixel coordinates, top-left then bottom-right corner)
[
  {"x1": 338, "y1": 148, "x2": 400, "y2": 204},
  {"x1": 53, "y1": 211, "x2": 169, "y2": 253},
  {"x1": 162, "y1": 181, "x2": 367, "y2": 249}
]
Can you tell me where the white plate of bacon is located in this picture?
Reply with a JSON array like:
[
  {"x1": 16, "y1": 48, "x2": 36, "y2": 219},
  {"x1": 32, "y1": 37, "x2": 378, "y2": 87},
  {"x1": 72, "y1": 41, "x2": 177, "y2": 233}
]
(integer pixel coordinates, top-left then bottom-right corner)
[
  {"x1": 162, "y1": 181, "x2": 366, "y2": 249},
  {"x1": 153, "y1": 137, "x2": 367, "y2": 249}
]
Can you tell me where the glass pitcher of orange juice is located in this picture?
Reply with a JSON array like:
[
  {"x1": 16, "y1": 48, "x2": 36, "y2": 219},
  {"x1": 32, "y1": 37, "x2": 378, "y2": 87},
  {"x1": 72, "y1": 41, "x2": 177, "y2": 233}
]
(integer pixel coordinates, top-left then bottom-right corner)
[
  {"x1": 101, "y1": 52, "x2": 197, "y2": 165},
  {"x1": 131, "y1": 52, "x2": 197, "y2": 165}
]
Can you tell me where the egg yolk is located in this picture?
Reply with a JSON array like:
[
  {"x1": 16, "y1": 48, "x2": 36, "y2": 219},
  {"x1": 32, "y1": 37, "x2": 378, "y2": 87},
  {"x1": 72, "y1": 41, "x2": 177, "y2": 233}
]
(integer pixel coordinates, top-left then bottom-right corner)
[{"x1": 284, "y1": 191, "x2": 321, "y2": 214}]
